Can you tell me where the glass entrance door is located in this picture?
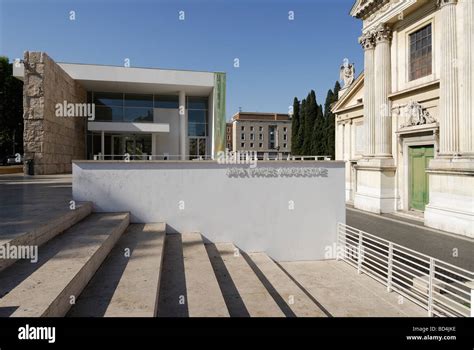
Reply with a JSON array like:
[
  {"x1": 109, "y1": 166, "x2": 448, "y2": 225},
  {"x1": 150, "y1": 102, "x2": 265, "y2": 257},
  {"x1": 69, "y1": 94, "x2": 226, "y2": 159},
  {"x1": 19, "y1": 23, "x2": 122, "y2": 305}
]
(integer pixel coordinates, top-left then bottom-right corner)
[
  {"x1": 189, "y1": 137, "x2": 207, "y2": 159},
  {"x1": 110, "y1": 134, "x2": 152, "y2": 160},
  {"x1": 112, "y1": 135, "x2": 124, "y2": 160}
]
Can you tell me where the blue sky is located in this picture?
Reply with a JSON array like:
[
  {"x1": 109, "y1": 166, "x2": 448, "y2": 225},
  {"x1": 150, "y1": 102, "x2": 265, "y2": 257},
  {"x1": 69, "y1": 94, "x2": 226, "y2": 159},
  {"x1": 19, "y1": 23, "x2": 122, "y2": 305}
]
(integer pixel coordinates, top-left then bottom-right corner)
[{"x1": 0, "y1": 0, "x2": 362, "y2": 120}]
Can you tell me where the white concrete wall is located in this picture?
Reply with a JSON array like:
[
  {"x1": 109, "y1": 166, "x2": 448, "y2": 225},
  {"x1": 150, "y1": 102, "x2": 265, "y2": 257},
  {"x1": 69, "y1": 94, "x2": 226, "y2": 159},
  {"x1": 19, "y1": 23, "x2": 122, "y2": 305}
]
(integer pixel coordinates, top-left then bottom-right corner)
[
  {"x1": 153, "y1": 108, "x2": 180, "y2": 158},
  {"x1": 72, "y1": 161, "x2": 346, "y2": 261}
]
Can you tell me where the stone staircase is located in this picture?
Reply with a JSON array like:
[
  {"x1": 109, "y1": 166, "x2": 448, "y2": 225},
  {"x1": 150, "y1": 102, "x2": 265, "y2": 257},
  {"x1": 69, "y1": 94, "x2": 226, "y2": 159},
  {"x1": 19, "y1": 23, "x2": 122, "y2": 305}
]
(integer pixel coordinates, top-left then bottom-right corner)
[{"x1": 0, "y1": 208, "x2": 329, "y2": 317}]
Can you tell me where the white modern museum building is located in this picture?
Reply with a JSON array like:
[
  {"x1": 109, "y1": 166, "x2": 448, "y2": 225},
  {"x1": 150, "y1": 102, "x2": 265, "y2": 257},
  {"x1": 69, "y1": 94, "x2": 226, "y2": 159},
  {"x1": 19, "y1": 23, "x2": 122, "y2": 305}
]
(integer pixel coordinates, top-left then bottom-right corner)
[{"x1": 14, "y1": 52, "x2": 226, "y2": 173}]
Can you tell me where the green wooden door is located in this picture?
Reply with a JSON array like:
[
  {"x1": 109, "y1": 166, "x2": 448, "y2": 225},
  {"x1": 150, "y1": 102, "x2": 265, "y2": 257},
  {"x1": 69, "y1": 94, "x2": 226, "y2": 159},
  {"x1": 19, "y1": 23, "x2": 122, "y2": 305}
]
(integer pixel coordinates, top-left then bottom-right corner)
[{"x1": 409, "y1": 146, "x2": 434, "y2": 211}]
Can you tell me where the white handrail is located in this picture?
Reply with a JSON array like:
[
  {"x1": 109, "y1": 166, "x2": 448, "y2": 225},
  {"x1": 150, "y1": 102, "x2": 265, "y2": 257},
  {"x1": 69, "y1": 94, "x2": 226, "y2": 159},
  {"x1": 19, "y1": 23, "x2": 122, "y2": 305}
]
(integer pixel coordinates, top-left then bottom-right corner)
[{"x1": 337, "y1": 223, "x2": 474, "y2": 317}]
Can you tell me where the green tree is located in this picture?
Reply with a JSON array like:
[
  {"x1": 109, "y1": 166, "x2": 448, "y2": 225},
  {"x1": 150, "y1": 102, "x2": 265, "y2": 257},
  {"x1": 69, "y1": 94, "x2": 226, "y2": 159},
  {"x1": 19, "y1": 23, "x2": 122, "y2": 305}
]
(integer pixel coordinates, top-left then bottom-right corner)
[
  {"x1": 303, "y1": 91, "x2": 316, "y2": 155},
  {"x1": 0, "y1": 57, "x2": 23, "y2": 158},
  {"x1": 324, "y1": 81, "x2": 341, "y2": 159},
  {"x1": 291, "y1": 97, "x2": 300, "y2": 155},
  {"x1": 311, "y1": 102, "x2": 325, "y2": 155},
  {"x1": 295, "y1": 98, "x2": 306, "y2": 155}
]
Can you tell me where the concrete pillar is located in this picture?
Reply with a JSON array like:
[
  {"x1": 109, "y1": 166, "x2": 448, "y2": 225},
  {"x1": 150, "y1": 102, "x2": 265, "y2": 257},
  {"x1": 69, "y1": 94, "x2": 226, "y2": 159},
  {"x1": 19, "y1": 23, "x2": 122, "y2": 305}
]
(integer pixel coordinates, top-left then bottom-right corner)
[
  {"x1": 460, "y1": 0, "x2": 474, "y2": 154},
  {"x1": 374, "y1": 24, "x2": 392, "y2": 157},
  {"x1": 101, "y1": 131, "x2": 105, "y2": 160},
  {"x1": 151, "y1": 134, "x2": 156, "y2": 158},
  {"x1": 438, "y1": 0, "x2": 460, "y2": 156},
  {"x1": 179, "y1": 91, "x2": 186, "y2": 160},
  {"x1": 359, "y1": 31, "x2": 376, "y2": 157}
]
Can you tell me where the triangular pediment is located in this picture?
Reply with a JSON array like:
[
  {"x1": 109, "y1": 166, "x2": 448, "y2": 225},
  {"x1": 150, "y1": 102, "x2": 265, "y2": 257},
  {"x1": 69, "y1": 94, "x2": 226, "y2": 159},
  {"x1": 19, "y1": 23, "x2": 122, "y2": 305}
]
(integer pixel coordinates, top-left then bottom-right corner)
[
  {"x1": 332, "y1": 73, "x2": 364, "y2": 113},
  {"x1": 351, "y1": 0, "x2": 377, "y2": 18}
]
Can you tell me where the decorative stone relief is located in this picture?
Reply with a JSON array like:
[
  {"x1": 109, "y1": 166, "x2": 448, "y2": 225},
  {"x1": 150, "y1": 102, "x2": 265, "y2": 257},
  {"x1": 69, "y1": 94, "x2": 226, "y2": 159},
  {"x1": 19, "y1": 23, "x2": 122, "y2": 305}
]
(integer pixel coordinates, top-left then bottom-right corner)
[
  {"x1": 437, "y1": 0, "x2": 458, "y2": 8},
  {"x1": 359, "y1": 31, "x2": 375, "y2": 50},
  {"x1": 374, "y1": 23, "x2": 392, "y2": 43},
  {"x1": 401, "y1": 101, "x2": 436, "y2": 128}
]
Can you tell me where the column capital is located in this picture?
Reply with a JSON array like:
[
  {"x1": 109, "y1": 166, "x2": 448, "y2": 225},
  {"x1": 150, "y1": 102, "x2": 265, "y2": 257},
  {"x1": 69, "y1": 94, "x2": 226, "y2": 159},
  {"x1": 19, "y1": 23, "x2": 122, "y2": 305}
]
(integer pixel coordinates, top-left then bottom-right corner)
[
  {"x1": 438, "y1": 0, "x2": 457, "y2": 8},
  {"x1": 359, "y1": 31, "x2": 375, "y2": 50},
  {"x1": 374, "y1": 24, "x2": 392, "y2": 44}
]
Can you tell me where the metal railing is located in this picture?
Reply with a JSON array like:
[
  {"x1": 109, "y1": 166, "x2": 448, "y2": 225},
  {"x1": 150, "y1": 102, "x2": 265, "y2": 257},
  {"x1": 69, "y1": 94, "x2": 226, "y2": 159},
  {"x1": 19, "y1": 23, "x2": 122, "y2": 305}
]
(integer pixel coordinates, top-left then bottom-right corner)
[
  {"x1": 91, "y1": 153, "x2": 332, "y2": 161},
  {"x1": 289, "y1": 155, "x2": 331, "y2": 161},
  {"x1": 337, "y1": 223, "x2": 474, "y2": 317},
  {"x1": 92, "y1": 154, "x2": 213, "y2": 161}
]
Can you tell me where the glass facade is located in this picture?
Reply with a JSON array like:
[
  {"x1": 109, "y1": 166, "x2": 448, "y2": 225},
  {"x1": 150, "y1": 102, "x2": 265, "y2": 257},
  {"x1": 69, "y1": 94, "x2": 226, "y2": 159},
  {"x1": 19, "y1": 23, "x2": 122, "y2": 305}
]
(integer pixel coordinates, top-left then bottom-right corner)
[
  {"x1": 87, "y1": 132, "x2": 152, "y2": 160},
  {"x1": 88, "y1": 92, "x2": 183, "y2": 122},
  {"x1": 187, "y1": 97, "x2": 208, "y2": 137},
  {"x1": 154, "y1": 95, "x2": 179, "y2": 109},
  {"x1": 87, "y1": 91, "x2": 211, "y2": 159}
]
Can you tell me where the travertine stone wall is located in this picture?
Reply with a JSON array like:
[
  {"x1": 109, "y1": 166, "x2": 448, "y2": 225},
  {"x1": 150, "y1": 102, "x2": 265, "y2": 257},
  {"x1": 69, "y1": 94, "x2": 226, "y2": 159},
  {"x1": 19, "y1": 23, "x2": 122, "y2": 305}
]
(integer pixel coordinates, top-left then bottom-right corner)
[{"x1": 23, "y1": 52, "x2": 86, "y2": 175}]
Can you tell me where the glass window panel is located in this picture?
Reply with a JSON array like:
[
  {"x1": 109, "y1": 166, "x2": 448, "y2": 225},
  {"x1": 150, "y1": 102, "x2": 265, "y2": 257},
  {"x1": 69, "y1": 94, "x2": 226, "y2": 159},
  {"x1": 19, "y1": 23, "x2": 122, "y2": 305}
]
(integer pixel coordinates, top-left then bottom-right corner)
[
  {"x1": 188, "y1": 123, "x2": 207, "y2": 137},
  {"x1": 199, "y1": 138, "x2": 206, "y2": 156},
  {"x1": 94, "y1": 92, "x2": 123, "y2": 107},
  {"x1": 87, "y1": 133, "x2": 93, "y2": 159},
  {"x1": 92, "y1": 133, "x2": 101, "y2": 155},
  {"x1": 409, "y1": 24, "x2": 432, "y2": 81},
  {"x1": 189, "y1": 138, "x2": 198, "y2": 159},
  {"x1": 124, "y1": 108, "x2": 153, "y2": 122},
  {"x1": 154, "y1": 95, "x2": 179, "y2": 109},
  {"x1": 188, "y1": 110, "x2": 207, "y2": 123},
  {"x1": 95, "y1": 106, "x2": 123, "y2": 122},
  {"x1": 124, "y1": 94, "x2": 153, "y2": 108},
  {"x1": 187, "y1": 97, "x2": 208, "y2": 110}
]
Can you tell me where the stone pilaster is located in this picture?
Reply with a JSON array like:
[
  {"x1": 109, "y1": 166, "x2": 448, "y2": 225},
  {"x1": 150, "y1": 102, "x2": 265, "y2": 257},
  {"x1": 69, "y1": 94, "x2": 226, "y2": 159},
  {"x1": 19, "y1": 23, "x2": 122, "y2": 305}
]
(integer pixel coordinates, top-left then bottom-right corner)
[
  {"x1": 438, "y1": 0, "x2": 460, "y2": 156},
  {"x1": 460, "y1": 0, "x2": 474, "y2": 154},
  {"x1": 374, "y1": 24, "x2": 392, "y2": 157},
  {"x1": 359, "y1": 31, "x2": 376, "y2": 157}
]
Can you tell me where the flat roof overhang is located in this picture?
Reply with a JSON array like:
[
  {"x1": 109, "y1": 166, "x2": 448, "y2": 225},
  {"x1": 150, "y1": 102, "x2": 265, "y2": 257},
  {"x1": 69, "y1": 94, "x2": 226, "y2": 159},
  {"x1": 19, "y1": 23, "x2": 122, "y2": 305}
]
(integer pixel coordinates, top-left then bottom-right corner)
[
  {"x1": 61, "y1": 63, "x2": 215, "y2": 95},
  {"x1": 14, "y1": 62, "x2": 216, "y2": 95},
  {"x1": 88, "y1": 121, "x2": 170, "y2": 133}
]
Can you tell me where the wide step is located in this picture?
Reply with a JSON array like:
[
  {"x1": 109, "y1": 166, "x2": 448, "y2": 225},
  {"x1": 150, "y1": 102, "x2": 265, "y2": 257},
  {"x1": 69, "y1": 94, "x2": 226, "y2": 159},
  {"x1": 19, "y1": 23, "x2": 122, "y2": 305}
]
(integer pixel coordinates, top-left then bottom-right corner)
[
  {"x1": 247, "y1": 252, "x2": 327, "y2": 317},
  {"x1": 208, "y1": 243, "x2": 284, "y2": 317},
  {"x1": 0, "y1": 202, "x2": 92, "y2": 272},
  {"x1": 182, "y1": 233, "x2": 229, "y2": 317},
  {"x1": 68, "y1": 223, "x2": 166, "y2": 317},
  {"x1": 0, "y1": 213, "x2": 129, "y2": 317}
]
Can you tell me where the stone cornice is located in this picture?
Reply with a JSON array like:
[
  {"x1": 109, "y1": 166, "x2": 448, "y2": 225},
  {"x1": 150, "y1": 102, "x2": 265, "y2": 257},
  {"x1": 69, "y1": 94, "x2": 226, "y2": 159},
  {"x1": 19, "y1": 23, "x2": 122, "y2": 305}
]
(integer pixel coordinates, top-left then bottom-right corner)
[
  {"x1": 361, "y1": 0, "x2": 417, "y2": 33},
  {"x1": 351, "y1": 0, "x2": 385, "y2": 19}
]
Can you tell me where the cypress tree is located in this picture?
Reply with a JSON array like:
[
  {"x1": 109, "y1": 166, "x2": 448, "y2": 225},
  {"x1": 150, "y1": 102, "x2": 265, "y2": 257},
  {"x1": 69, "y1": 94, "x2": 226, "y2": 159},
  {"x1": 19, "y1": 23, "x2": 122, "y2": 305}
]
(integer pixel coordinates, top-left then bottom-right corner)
[
  {"x1": 303, "y1": 91, "x2": 316, "y2": 155},
  {"x1": 312, "y1": 103, "x2": 325, "y2": 155},
  {"x1": 295, "y1": 98, "x2": 306, "y2": 155},
  {"x1": 291, "y1": 97, "x2": 300, "y2": 155},
  {"x1": 333, "y1": 81, "x2": 341, "y2": 99},
  {"x1": 324, "y1": 81, "x2": 341, "y2": 159}
]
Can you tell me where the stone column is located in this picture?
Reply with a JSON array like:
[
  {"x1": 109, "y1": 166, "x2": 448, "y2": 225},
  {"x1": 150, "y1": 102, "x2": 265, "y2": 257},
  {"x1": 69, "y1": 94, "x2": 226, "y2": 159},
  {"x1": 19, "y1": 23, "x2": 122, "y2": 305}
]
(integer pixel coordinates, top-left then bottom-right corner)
[
  {"x1": 179, "y1": 90, "x2": 186, "y2": 160},
  {"x1": 374, "y1": 24, "x2": 392, "y2": 157},
  {"x1": 359, "y1": 31, "x2": 376, "y2": 157},
  {"x1": 460, "y1": 0, "x2": 474, "y2": 154},
  {"x1": 438, "y1": 0, "x2": 460, "y2": 156}
]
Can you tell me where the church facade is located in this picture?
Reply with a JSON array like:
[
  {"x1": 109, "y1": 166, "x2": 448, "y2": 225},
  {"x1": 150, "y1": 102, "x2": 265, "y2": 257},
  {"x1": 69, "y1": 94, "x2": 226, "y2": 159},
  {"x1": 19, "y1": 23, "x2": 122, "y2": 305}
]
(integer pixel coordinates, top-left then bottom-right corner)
[{"x1": 333, "y1": 0, "x2": 473, "y2": 238}]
